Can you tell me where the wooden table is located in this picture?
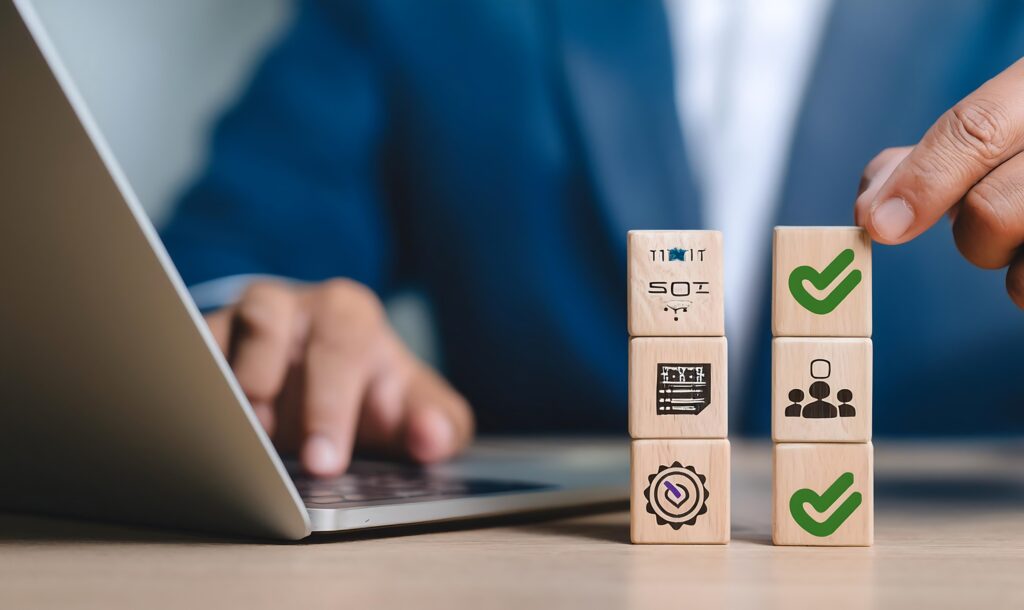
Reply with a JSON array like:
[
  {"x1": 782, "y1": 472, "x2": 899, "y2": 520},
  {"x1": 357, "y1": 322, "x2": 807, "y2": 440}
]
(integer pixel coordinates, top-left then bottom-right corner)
[{"x1": 2, "y1": 441, "x2": 1022, "y2": 609}]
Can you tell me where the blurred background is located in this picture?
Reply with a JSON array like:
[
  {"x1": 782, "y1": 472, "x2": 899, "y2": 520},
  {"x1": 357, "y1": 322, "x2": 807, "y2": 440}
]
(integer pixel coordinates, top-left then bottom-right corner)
[
  {"x1": 29, "y1": 0, "x2": 437, "y2": 359},
  {"x1": 17, "y1": 0, "x2": 1024, "y2": 437},
  {"x1": 29, "y1": 0, "x2": 291, "y2": 225}
]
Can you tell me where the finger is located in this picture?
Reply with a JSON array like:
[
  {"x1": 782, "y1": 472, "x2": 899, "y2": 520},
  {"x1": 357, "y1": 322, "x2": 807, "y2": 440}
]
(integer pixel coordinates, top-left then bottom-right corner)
[
  {"x1": 352, "y1": 352, "x2": 413, "y2": 455},
  {"x1": 952, "y1": 151, "x2": 1024, "y2": 269},
  {"x1": 863, "y1": 59, "x2": 1024, "y2": 244},
  {"x1": 230, "y1": 282, "x2": 299, "y2": 435},
  {"x1": 1006, "y1": 250, "x2": 1024, "y2": 308},
  {"x1": 267, "y1": 362, "x2": 305, "y2": 451},
  {"x1": 401, "y1": 366, "x2": 474, "y2": 464},
  {"x1": 203, "y1": 308, "x2": 234, "y2": 355},
  {"x1": 301, "y1": 282, "x2": 385, "y2": 476},
  {"x1": 857, "y1": 147, "x2": 911, "y2": 196},
  {"x1": 854, "y1": 147, "x2": 911, "y2": 225},
  {"x1": 204, "y1": 307, "x2": 277, "y2": 432}
]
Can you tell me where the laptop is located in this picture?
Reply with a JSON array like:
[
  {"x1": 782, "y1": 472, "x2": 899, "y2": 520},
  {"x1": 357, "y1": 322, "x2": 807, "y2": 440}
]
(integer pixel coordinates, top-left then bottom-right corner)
[{"x1": 0, "y1": 0, "x2": 626, "y2": 540}]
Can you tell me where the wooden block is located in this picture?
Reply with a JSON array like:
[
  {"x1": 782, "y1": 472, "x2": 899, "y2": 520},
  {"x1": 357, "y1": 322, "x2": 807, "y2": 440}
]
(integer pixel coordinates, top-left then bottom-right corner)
[
  {"x1": 631, "y1": 439, "x2": 730, "y2": 544},
  {"x1": 629, "y1": 337, "x2": 727, "y2": 439},
  {"x1": 628, "y1": 230, "x2": 724, "y2": 336},
  {"x1": 772, "y1": 443, "x2": 873, "y2": 546},
  {"x1": 772, "y1": 227, "x2": 871, "y2": 337},
  {"x1": 772, "y1": 338, "x2": 872, "y2": 442}
]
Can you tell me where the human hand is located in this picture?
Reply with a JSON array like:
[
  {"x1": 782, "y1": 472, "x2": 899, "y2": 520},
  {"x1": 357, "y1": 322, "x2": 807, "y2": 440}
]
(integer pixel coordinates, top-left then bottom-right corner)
[
  {"x1": 855, "y1": 58, "x2": 1024, "y2": 308},
  {"x1": 203, "y1": 279, "x2": 474, "y2": 477}
]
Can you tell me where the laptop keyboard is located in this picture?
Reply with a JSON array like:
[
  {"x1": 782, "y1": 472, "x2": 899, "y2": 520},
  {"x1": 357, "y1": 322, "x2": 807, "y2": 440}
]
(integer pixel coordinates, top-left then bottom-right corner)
[{"x1": 291, "y1": 461, "x2": 551, "y2": 509}]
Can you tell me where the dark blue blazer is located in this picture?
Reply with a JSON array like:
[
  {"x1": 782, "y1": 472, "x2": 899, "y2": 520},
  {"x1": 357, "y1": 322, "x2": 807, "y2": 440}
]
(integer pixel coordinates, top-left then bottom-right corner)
[{"x1": 162, "y1": 0, "x2": 1024, "y2": 436}]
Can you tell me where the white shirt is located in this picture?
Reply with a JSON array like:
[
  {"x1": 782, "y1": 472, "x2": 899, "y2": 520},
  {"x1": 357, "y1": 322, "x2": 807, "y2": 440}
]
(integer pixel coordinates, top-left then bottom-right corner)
[{"x1": 664, "y1": 0, "x2": 832, "y2": 379}]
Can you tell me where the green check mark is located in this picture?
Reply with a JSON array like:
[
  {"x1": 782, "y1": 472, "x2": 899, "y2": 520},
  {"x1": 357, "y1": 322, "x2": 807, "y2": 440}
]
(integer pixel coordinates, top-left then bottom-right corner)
[
  {"x1": 788, "y1": 249, "x2": 862, "y2": 315},
  {"x1": 789, "y1": 472, "x2": 862, "y2": 537}
]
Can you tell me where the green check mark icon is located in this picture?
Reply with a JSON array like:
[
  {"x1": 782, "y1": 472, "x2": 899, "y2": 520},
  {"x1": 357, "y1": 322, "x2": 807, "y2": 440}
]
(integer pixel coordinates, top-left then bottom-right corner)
[
  {"x1": 788, "y1": 249, "x2": 862, "y2": 315},
  {"x1": 789, "y1": 472, "x2": 863, "y2": 537}
]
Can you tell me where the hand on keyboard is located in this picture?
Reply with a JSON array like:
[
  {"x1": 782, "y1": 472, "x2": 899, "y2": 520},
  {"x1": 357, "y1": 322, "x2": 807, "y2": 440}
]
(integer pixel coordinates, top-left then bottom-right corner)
[{"x1": 204, "y1": 278, "x2": 475, "y2": 477}]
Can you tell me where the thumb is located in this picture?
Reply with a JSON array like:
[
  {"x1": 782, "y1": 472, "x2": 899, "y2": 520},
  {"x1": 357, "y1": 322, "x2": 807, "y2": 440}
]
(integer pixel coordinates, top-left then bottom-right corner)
[
  {"x1": 854, "y1": 147, "x2": 911, "y2": 227},
  {"x1": 857, "y1": 62, "x2": 1024, "y2": 244}
]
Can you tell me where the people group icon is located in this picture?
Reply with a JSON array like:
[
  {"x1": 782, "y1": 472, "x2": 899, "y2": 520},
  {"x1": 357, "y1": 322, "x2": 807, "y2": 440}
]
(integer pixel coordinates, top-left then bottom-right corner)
[{"x1": 784, "y1": 358, "x2": 855, "y2": 419}]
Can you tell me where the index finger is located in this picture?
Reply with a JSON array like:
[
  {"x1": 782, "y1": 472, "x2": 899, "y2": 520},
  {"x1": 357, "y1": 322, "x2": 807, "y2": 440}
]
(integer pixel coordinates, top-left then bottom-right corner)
[{"x1": 861, "y1": 58, "x2": 1024, "y2": 244}]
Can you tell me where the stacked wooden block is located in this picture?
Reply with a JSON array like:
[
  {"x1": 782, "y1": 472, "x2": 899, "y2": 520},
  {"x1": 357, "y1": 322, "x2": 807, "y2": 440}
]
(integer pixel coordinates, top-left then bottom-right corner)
[
  {"x1": 628, "y1": 231, "x2": 729, "y2": 545},
  {"x1": 771, "y1": 227, "x2": 873, "y2": 546}
]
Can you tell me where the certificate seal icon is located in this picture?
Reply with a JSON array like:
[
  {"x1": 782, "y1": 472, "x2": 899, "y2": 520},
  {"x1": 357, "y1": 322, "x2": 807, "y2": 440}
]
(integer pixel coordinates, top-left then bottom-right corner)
[{"x1": 644, "y1": 462, "x2": 709, "y2": 529}]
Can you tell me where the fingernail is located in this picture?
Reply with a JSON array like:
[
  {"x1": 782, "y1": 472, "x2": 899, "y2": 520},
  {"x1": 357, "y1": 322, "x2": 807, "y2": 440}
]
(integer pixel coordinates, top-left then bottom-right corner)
[
  {"x1": 303, "y1": 434, "x2": 342, "y2": 475},
  {"x1": 871, "y1": 197, "x2": 915, "y2": 241}
]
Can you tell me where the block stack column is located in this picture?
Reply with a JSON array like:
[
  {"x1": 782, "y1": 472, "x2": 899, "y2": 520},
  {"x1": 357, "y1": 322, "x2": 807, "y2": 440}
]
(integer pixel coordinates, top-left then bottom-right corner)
[
  {"x1": 628, "y1": 231, "x2": 730, "y2": 545},
  {"x1": 771, "y1": 227, "x2": 874, "y2": 547}
]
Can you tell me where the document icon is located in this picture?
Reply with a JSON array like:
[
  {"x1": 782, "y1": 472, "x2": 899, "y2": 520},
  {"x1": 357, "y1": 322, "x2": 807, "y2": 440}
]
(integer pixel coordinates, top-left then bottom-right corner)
[{"x1": 656, "y1": 363, "x2": 711, "y2": 416}]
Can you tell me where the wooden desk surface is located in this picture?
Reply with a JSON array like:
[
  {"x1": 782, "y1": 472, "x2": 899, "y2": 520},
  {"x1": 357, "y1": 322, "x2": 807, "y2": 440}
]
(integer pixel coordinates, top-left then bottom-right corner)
[{"x1": 2, "y1": 441, "x2": 1022, "y2": 610}]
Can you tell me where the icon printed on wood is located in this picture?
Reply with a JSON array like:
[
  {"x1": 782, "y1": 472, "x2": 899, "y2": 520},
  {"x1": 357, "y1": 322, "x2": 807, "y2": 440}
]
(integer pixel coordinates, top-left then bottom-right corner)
[
  {"x1": 788, "y1": 249, "x2": 862, "y2": 315},
  {"x1": 784, "y1": 359, "x2": 856, "y2": 419},
  {"x1": 643, "y1": 462, "x2": 710, "y2": 529},
  {"x1": 656, "y1": 363, "x2": 711, "y2": 416},
  {"x1": 789, "y1": 471, "x2": 863, "y2": 537}
]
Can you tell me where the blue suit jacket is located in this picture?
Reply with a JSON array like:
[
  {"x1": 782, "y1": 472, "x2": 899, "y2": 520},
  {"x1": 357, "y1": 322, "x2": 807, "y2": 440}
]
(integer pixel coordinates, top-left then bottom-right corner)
[{"x1": 162, "y1": 0, "x2": 1024, "y2": 436}]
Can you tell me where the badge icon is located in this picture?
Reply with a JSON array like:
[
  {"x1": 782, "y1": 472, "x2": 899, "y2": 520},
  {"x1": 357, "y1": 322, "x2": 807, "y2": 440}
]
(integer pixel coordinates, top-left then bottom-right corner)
[{"x1": 644, "y1": 462, "x2": 709, "y2": 529}]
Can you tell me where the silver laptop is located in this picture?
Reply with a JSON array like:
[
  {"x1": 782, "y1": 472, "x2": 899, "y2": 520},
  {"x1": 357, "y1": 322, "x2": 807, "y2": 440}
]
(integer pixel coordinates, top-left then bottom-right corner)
[{"x1": 0, "y1": 0, "x2": 626, "y2": 540}]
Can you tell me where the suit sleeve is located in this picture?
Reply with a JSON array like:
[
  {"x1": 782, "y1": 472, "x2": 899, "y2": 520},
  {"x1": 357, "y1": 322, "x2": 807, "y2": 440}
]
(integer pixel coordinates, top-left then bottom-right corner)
[{"x1": 160, "y1": 0, "x2": 397, "y2": 296}]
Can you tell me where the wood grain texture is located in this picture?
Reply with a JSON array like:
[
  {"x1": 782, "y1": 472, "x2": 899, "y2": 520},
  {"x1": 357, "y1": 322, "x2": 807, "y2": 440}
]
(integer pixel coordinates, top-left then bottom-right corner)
[
  {"x1": 629, "y1": 337, "x2": 727, "y2": 439},
  {"x1": 773, "y1": 442, "x2": 873, "y2": 547},
  {"x1": 772, "y1": 227, "x2": 871, "y2": 337},
  {"x1": 631, "y1": 439, "x2": 730, "y2": 544},
  {"x1": 628, "y1": 230, "x2": 724, "y2": 337},
  {"x1": 772, "y1": 338, "x2": 871, "y2": 442},
  {"x1": 2, "y1": 441, "x2": 1024, "y2": 609}
]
